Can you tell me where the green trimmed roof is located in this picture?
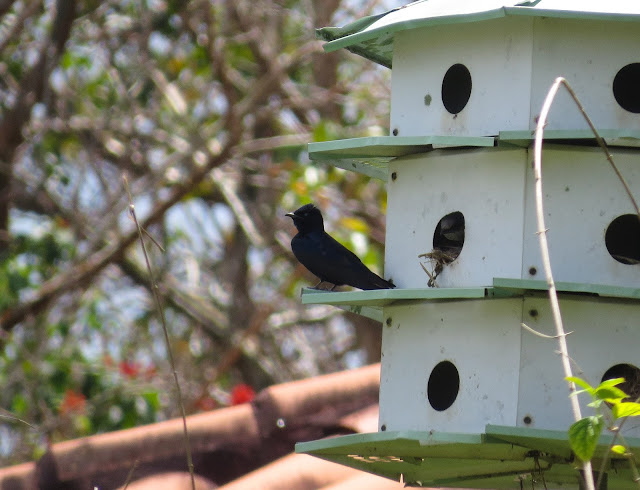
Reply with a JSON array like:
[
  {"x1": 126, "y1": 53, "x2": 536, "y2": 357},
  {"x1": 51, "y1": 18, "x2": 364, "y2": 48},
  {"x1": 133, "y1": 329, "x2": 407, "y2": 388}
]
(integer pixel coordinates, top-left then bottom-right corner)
[
  {"x1": 300, "y1": 278, "x2": 640, "y2": 322},
  {"x1": 309, "y1": 133, "x2": 640, "y2": 181},
  {"x1": 317, "y1": 0, "x2": 640, "y2": 68},
  {"x1": 297, "y1": 426, "x2": 640, "y2": 488}
]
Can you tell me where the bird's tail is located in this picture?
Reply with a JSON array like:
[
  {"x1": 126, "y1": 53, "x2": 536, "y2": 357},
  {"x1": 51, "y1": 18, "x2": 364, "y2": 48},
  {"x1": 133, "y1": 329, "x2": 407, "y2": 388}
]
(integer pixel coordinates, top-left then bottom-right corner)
[{"x1": 359, "y1": 271, "x2": 395, "y2": 290}]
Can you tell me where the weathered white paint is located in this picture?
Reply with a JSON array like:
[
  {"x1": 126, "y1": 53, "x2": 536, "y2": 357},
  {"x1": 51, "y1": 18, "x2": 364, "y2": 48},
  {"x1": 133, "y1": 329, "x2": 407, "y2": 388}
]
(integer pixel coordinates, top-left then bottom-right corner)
[
  {"x1": 385, "y1": 147, "x2": 527, "y2": 289},
  {"x1": 379, "y1": 299, "x2": 523, "y2": 433},
  {"x1": 518, "y1": 296, "x2": 640, "y2": 438},
  {"x1": 391, "y1": 17, "x2": 534, "y2": 137},
  {"x1": 390, "y1": 17, "x2": 640, "y2": 137},
  {"x1": 379, "y1": 296, "x2": 640, "y2": 439},
  {"x1": 522, "y1": 146, "x2": 640, "y2": 289},
  {"x1": 385, "y1": 145, "x2": 639, "y2": 289}
]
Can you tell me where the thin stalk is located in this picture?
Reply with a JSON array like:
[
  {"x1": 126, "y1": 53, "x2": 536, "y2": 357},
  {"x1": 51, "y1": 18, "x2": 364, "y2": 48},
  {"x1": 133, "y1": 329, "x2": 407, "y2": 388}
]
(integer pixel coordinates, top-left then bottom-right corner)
[
  {"x1": 123, "y1": 175, "x2": 196, "y2": 490},
  {"x1": 121, "y1": 459, "x2": 140, "y2": 490},
  {"x1": 533, "y1": 77, "x2": 594, "y2": 490},
  {"x1": 535, "y1": 77, "x2": 640, "y2": 488}
]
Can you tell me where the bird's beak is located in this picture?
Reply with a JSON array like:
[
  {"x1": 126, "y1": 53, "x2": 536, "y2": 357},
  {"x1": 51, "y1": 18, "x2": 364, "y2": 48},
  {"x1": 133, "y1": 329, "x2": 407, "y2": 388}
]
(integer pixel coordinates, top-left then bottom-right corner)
[{"x1": 285, "y1": 212, "x2": 295, "y2": 218}]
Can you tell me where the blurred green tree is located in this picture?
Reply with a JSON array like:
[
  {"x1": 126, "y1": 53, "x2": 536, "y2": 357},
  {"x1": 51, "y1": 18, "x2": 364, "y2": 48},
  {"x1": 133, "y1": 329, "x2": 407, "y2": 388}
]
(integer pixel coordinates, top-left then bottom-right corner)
[{"x1": 0, "y1": 0, "x2": 391, "y2": 464}]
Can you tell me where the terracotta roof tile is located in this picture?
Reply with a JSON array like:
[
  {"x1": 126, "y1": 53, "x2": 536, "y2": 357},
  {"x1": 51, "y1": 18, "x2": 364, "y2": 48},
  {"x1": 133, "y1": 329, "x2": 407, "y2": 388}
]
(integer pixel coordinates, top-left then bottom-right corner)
[
  {"x1": 0, "y1": 364, "x2": 382, "y2": 489},
  {"x1": 218, "y1": 453, "x2": 357, "y2": 490},
  {"x1": 320, "y1": 472, "x2": 407, "y2": 489}
]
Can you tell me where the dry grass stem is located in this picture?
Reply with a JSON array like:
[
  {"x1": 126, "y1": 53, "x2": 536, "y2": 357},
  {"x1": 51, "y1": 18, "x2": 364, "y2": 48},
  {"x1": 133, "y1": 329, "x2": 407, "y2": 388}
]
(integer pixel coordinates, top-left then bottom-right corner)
[
  {"x1": 123, "y1": 175, "x2": 196, "y2": 490},
  {"x1": 0, "y1": 409, "x2": 38, "y2": 430},
  {"x1": 419, "y1": 250, "x2": 458, "y2": 287},
  {"x1": 122, "y1": 459, "x2": 140, "y2": 490}
]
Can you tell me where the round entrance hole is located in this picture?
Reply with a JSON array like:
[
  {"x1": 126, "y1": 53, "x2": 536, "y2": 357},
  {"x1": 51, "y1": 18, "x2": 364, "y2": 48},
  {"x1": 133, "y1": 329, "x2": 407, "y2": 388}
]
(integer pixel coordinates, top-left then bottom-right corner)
[
  {"x1": 427, "y1": 360, "x2": 460, "y2": 411},
  {"x1": 605, "y1": 214, "x2": 640, "y2": 264},
  {"x1": 613, "y1": 63, "x2": 640, "y2": 114},
  {"x1": 441, "y1": 63, "x2": 472, "y2": 115},
  {"x1": 433, "y1": 211, "x2": 465, "y2": 262},
  {"x1": 602, "y1": 363, "x2": 640, "y2": 400}
]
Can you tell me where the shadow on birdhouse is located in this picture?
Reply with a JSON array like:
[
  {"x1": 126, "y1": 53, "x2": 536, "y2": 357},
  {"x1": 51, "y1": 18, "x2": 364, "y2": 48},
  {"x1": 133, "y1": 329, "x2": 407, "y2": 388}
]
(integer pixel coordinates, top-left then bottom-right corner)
[{"x1": 419, "y1": 211, "x2": 465, "y2": 287}]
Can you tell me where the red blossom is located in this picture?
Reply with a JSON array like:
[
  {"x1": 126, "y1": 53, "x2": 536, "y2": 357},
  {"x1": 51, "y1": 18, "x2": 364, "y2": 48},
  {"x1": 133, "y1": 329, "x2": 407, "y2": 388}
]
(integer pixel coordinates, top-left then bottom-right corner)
[
  {"x1": 59, "y1": 389, "x2": 86, "y2": 415},
  {"x1": 119, "y1": 361, "x2": 141, "y2": 378},
  {"x1": 230, "y1": 384, "x2": 255, "y2": 405}
]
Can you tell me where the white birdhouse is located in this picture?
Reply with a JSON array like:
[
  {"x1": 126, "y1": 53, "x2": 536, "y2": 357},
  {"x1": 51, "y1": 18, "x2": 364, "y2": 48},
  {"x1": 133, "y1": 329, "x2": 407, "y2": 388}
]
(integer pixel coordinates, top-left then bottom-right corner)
[{"x1": 297, "y1": 1, "x2": 640, "y2": 488}]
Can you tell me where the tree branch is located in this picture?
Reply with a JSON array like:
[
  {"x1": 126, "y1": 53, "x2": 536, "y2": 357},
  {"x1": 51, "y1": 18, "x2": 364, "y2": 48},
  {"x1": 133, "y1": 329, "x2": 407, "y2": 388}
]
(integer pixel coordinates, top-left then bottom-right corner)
[
  {"x1": 0, "y1": 0, "x2": 77, "y2": 249},
  {"x1": 1, "y1": 128, "x2": 241, "y2": 331}
]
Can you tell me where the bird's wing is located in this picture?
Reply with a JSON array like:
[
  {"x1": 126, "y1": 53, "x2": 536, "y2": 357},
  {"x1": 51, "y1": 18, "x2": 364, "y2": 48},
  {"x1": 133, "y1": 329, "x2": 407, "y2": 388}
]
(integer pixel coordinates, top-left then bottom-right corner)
[
  {"x1": 291, "y1": 232, "x2": 354, "y2": 284},
  {"x1": 295, "y1": 232, "x2": 392, "y2": 289}
]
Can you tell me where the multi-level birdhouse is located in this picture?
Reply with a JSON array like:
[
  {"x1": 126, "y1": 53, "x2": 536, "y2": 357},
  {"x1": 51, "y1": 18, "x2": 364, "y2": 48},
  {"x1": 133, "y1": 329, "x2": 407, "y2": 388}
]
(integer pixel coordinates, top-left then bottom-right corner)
[{"x1": 295, "y1": 1, "x2": 640, "y2": 488}]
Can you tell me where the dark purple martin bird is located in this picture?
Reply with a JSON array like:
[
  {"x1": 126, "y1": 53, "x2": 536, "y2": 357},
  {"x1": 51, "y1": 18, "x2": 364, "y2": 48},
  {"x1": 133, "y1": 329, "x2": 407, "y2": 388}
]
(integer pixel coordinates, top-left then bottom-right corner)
[{"x1": 286, "y1": 203, "x2": 395, "y2": 290}]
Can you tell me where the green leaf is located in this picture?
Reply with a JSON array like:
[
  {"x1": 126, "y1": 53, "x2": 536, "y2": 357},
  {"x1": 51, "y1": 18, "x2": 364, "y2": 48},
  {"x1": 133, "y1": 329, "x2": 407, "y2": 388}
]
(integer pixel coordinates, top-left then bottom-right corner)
[
  {"x1": 568, "y1": 416, "x2": 603, "y2": 461},
  {"x1": 598, "y1": 377, "x2": 625, "y2": 388},
  {"x1": 32, "y1": 445, "x2": 46, "y2": 462},
  {"x1": 612, "y1": 402, "x2": 640, "y2": 419},
  {"x1": 611, "y1": 445, "x2": 627, "y2": 455},
  {"x1": 339, "y1": 216, "x2": 370, "y2": 233},
  {"x1": 21, "y1": 360, "x2": 33, "y2": 376},
  {"x1": 594, "y1": 385, "x2": 627, "y2": 402},
  {"x1": 312, "y1": 121, "x2": 328, "y2": 142},
  {"x1": 7, "y1": 270, "x2": 29, "y2": 294},
  {"x1": 11, "y1": 394, "x2": 28, "y2": 416},
  {"x1": 566, "y1": 376, "x2": 594, "y2": 393},
  {"x1": 74, "y1": 414, "x2": 92, "y2": 435},
  {"x1": 142, "y1": 391, "x2": 160, "y2": 412}
]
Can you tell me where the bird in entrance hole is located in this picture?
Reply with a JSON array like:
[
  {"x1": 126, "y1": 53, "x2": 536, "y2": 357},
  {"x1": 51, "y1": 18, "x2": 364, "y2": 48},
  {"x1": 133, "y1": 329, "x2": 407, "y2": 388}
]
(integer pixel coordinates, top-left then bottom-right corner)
[{"x1": 285, "y1": 203, "x2": 395, "y2": 290}]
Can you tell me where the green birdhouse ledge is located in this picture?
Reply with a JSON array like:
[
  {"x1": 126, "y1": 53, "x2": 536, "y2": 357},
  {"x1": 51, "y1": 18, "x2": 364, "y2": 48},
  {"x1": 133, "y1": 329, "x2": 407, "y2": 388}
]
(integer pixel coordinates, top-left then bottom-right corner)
[{"x1": 295, "y1": 0, "x2": 640, "y2": 488}]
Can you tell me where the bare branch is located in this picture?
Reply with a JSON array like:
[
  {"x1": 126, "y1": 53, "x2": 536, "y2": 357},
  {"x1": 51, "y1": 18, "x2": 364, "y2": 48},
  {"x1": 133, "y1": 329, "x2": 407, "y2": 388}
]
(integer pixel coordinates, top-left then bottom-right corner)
[
  {"x1": 0, "y1": 0, "x2": 78, "y2": 248},
  {"x1": 1, "y1": 129, "x2": 241, "y2": 331}
]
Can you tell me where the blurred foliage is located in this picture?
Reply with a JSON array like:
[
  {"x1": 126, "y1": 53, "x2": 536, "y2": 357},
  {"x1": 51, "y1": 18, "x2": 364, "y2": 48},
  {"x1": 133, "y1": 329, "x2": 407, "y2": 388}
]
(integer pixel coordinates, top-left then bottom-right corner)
[{"x1": 0, "y1": 0, "x2": 392, "y2": 464}]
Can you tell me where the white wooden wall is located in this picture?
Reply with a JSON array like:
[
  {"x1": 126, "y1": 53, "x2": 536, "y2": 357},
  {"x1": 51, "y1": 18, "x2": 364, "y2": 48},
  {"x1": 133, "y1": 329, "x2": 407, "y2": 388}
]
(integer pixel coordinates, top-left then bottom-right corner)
[
  {"x1": 380, "y1": 297, "x2": 640, "y2": 438},
  {"x1": 390, "y1": 17, "x2": 640, "y2": 137},
  {"x1": 385, "y1": 146, "x2": 640, "y2": 289}
]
